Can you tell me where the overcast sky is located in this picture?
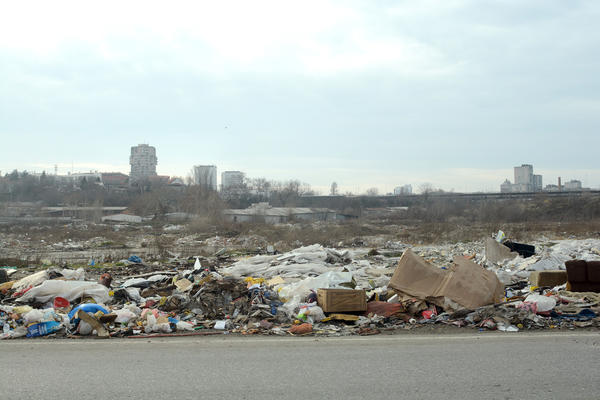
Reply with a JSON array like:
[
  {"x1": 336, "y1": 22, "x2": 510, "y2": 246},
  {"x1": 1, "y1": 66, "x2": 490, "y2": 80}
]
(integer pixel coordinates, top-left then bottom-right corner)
[{"x1": 1, "y1": 0, "x2": 599, "y2": 194}]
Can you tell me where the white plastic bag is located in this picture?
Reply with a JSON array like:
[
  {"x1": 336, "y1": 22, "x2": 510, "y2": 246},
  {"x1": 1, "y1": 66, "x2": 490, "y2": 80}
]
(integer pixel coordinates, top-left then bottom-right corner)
[
  {"x1": 23, "y1": 309, "x2": 44, "y2": 324},
  {"x1": 524, "y1": 294, "x2": 557, "y2": 312},
  {"x1": 145, "y1": 314, "x2": 157, "y2": 333},
  {"x1": 61, "y1": 268, "x2": 86, "y2": 280},
  {"x1": 114, "y1": 309, "x2": 137, "y2": 324},
  {"x1": 176, "y1": 321, "x2": 194, "y2": 331},
  {"x1": 304, "y1": 305, "x2": 325, "y2": 324}
]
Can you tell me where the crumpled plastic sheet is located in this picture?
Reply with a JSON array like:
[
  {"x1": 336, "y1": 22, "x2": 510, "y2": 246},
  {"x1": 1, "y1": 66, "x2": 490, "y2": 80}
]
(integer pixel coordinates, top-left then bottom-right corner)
[
  {"x1": 278, "y1": 271, "x2": 353, "y2": 301},
  {"x1": 16, "y1": 280, "x2": 110, "y2": 304},
  {"x1": 490, "y1": 239, "x2": 600, "y2": 283},
  {"x1": 12, "y1": 271, "x2": 49, "y2": 291},
  {"x1": 230, "y1": 262, "x2": 338, "y2": 279},
  {"x1": 277, "y1": 271, "x2": 354, "y2": 317},
  {"x1": 220, "y1": 245, "x2": 387, "y2": 285}
]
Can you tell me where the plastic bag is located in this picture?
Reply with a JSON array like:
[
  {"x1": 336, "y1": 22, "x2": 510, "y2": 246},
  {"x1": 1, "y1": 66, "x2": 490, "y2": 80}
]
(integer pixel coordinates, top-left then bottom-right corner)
[
  {"x1": 176, "y1": 321, "x2": 194, "y2": 331},
  {"x1": 128, "y1": 255, "x2": 143, "y2": 264},
  {"x1": 23, "y1": 309, "x2": 45, "y2": 324},
  {"x1": 524, "y1": 294, "x2": 557, "y2": 312},
  {"x1": 114, "y1": 309, "x2": 137, "y2": 324},
  {"x1": 0, "y1": 326, "x2": 27, "y2": 340},
  {"x1": 303, "y1": 305, "x2": 325, "y2": 324},
  {"x1": 155, "y1": 323, "x2": 171, "y2": 333},
  {"x1": 279, "y1": 295, "x2": 302, "y2": 318},
  {"x1": 145, "y1": 314, "x2": 157, "y2": 333},
  {"x1": 60, "y1": 268, "x2": 86, "y2": 280},
  {"x1": 124, "y1": 287, "x2": 143, "y2": 302}
]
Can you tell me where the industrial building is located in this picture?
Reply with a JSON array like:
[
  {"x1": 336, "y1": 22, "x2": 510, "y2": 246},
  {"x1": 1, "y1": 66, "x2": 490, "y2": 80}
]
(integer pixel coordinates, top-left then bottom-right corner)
[
  {"x1": 533, "y1": 174, "x2": 543, "y2": 191},
  {"x1": 564, "y1": 180, "x2": 583, "y2": 191},
  {"x1": 514, "y1": 164, "x2": 533, "y2": 190},
  {"x1": 129, "y1": 144, "x2": 157, "y2": 183},
  {"x1": 193, "y1": 165, "x2": 217, "y2": 191},
  {"x1": 221, "y1": 171, "x2": 245, "y2": 191},
  {"x1": 223, "y1": 202, "x2": 337, "y2": 224},
  {"x1": 501, "y1": 164, "x2": 589, "y2": 193},
  {"x1": 501, "y1": 164, "x2": 543, "y2": 193}
]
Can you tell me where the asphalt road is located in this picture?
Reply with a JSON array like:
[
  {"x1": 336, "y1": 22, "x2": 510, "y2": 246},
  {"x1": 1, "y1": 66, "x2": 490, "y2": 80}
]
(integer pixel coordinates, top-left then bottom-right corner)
[{"x1": 2, "y1": 332, "x2": 599, "y2": 400}]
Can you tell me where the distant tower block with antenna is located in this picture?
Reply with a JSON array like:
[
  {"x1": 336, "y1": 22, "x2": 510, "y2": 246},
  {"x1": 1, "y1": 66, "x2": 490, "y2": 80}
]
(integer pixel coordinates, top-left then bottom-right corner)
[{"x1": 54, "y1": 164, "x2": 58, "y2": 175}]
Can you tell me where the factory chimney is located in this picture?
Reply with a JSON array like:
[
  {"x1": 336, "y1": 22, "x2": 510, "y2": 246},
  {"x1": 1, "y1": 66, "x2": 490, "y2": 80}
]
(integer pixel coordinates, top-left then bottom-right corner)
[{"x1": 558, "y1": 177, "x2": 562, "y2": 191}]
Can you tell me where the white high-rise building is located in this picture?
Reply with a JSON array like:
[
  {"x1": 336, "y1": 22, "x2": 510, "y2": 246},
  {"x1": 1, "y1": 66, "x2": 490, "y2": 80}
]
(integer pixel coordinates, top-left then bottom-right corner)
[
  {"x1": 193, "y1": 165, "x2": 217, "y2": 191},
  {"x1": 129, "y1": 144, "x2": 157, "y2": 183},
  {"x1": 221, "y1": 171, "x2": 245, "y2": 191}
]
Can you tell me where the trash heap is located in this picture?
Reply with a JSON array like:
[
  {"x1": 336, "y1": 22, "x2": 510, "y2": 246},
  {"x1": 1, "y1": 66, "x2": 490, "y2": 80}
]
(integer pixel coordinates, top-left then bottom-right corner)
[{"x1": 1, "y1": 235, "x2": 599, "y2": 339}]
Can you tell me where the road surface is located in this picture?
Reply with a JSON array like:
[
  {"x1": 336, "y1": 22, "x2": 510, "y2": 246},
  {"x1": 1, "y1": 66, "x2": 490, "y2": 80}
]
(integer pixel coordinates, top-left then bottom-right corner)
[{"x1": 2, "y1": 332, "x2": 599, "y2": 399}]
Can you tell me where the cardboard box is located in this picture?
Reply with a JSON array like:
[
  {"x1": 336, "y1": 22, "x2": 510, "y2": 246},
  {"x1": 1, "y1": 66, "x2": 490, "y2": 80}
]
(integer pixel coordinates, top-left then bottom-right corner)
[
  {"x1": 317, "y1": 289, "x2": 366, "y2": 313},
  {"x1": 388, "y1": 249, "x2": 504, "y2": 310}
]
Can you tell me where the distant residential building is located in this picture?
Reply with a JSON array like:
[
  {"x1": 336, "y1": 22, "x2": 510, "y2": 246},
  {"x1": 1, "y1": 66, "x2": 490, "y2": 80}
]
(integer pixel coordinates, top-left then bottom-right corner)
[
  {"x1": 193, "y1": 165, "x2": 217, "y2": 191},
  {"x1": 221, "y1": 171, "x2": 245, "y2": 191},
  {"x1": 545, "y1": 184, "x2": 560, "y2": 192},
  {"x1": 101, "y1": 172, "x2": 129, "y2": 188},
  {"x1": 148, "y1": 175, "x2": 171, "y2": 185},
  {"x1": 564, "y1": 180, "x2": 582, "y2": 191},
  {"x1": 70, "y1": 172, "x2": 102, "y2": 186},
  {"x1": 533, "y1": 174, "x2": 543, "y2": 191},
  {"x1": 129, "y1": 144, "x2": 157, "y2": 183},
  {"x1": 393, "y1": 184, "x2": 413, "y2": 195}
]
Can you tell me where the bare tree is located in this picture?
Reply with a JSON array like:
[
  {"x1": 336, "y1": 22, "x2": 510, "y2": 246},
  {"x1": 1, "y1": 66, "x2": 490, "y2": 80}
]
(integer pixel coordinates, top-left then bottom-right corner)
[
  {"x1": 190, "y1": 166, "x2": 217, "y2": 191},
  {"x1": 185, "y1": 169, "x2": 195, "y2": 185},
  {"x1": 366, "y1": 187, "x2": 379, "y2": 196},
  {"x1": 249, "y1": 177, "x2": 271, "y2": 198},
  {"x1": 419, "y1": 183, "x2": 435, "y2": 194}
]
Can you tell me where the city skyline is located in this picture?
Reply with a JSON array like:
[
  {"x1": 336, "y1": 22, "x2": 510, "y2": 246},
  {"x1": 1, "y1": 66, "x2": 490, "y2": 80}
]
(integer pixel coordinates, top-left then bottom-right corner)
[
  {"x1": 1, "y1": 2, "x2": 599, "y2": 193},
  {"x1": 1, "y1": 149, "x2": 594, "y2": 195}
]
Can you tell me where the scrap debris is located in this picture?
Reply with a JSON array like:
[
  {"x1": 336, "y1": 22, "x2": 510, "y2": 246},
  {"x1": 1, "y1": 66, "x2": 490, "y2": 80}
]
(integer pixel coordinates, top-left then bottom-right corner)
[{"x1": 1, "y1": 233, "x2": 599, "y2": 339}]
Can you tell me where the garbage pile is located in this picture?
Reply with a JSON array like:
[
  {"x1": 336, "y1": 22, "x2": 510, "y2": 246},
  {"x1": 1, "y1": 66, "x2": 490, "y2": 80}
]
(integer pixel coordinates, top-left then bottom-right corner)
[{"x1": 1, "y1": 234, "x2": 599, "y2": 339}]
